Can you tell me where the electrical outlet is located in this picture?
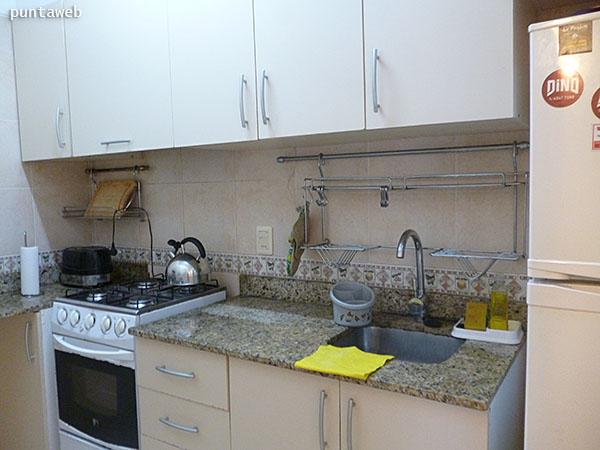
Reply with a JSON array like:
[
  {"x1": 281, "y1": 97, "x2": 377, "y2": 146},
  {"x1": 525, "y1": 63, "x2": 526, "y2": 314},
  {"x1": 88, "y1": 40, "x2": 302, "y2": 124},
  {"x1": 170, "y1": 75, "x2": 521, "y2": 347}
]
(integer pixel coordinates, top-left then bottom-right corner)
[{"x1": 256, "y1": 226, "x2": 273, "y2": 255}]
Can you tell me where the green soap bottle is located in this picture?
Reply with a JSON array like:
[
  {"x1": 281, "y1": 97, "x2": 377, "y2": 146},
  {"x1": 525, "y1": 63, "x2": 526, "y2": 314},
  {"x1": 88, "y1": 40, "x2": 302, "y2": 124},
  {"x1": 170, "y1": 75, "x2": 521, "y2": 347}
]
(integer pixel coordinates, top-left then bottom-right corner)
[{"x1": 489, "y1": 275, "x2": 508, "y2": 331}]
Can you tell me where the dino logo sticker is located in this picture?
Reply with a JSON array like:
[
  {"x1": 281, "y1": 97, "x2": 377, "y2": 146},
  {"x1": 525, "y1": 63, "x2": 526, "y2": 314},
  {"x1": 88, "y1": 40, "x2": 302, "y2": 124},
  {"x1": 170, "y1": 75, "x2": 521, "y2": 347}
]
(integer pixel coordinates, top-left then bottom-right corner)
[
  {"x1": 592, "y1": 88, "x2": 600, "y2": 119},
  {"x1": 542, "y1": 69, "x2": 583, "y2": 107}
]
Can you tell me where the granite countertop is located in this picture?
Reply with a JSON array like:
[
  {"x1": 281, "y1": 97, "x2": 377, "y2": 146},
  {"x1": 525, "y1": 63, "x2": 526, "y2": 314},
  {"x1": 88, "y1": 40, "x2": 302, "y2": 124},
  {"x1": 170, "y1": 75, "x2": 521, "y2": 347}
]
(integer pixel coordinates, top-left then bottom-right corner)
[
  {"x1": 130, "y1": 295, "x2": 524, "y2": 411},
  {"x1": 0, "y1": 283, "x2": 63, "y2": 320}
]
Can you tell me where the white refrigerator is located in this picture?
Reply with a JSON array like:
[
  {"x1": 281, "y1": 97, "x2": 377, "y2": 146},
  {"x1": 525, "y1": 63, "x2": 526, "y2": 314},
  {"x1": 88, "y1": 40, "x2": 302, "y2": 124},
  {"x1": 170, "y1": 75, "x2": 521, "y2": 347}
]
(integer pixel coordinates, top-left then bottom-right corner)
[{"x1": 526, "y1": 11, "x2": 600, "y2": 449}]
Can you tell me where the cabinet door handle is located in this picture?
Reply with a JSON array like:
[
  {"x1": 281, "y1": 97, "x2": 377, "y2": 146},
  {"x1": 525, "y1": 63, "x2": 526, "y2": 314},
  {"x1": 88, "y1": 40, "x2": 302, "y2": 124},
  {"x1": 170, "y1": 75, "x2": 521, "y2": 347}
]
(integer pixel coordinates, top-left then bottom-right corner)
[
  {"x1": 346, "y1": 398, "x2": 355, "y2": 450},
  {"x1": 55, "y1": 107, "x2": 66, "y2": 148},
  {"x1": 159, "y1": 416, "x2": 199, "y2": 434},
  {"x1": 372, "y1": 48, "x2": 380, "y2": 113},
  {"x1": 239, "y1": 74, "x2": 248, "y2": 128},
  {"x1": 100, "y1": 139, "x2": 131, "y2": 146},
  {"x1": 260, "y1": 69, "x2": 270, "y2": 125},
  {"x1": 319, "y1": 390, "x2": 327, "y2": 450},
  {"x1": 155, "y1": 365, "x2": 195, "y2": 379},
  {"x1": 25, "y1": 322, "x2": 35, "y2": 363}
]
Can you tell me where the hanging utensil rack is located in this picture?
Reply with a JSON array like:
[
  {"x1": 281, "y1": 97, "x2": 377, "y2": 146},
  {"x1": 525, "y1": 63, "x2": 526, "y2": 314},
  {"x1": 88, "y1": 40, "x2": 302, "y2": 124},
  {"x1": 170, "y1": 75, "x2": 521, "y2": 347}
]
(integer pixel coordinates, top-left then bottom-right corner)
[
  {"x1": 62, "y1": 165, "x2": 149, "y2": 220},
  {"x1": 279, "y1": 142, "x2": 529, "y2": 279}
]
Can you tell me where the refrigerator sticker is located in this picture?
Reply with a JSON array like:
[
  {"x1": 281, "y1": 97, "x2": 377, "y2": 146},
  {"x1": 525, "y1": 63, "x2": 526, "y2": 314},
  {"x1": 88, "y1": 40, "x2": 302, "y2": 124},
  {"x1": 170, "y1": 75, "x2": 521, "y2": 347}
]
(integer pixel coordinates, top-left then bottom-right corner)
[
  {"x1": 559, "y1": 21, "x2": 593, "y2": 55},
  {"x1": 542, "y1": 70, "x2": 583, "y2": 107},
  {"x1": 593, "y1": 125, "x2": 600, "y2": 150},
  {"x1": 592, "y1": 88, "x2": 600, "y2": 119}
]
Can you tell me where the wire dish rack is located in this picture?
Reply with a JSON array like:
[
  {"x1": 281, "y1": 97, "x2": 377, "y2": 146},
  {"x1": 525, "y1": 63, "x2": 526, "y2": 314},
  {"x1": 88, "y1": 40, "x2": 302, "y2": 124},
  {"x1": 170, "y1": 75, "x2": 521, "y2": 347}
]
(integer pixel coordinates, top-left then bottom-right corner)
[
  {"x1": 305, "y1": 243, "x2": 381, "y2": 269},
  {"x1": 61, "y1": 165, "x2": 149, "y2": 220},
  {"x1": 281, "y1": 142, "x2": 529, "y2": 280}
]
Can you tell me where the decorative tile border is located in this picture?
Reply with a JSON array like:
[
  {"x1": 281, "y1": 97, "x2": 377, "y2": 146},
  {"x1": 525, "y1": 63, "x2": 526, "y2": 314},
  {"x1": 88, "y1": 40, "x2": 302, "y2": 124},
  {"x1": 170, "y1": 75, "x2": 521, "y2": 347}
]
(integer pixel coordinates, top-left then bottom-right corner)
[
  {"x1": 0, "y1": 250, "x2": 62, "y2": 275},
  {"x1": 0, "y1": 250, "x2": 62, "y2": 294},
  {"x1": 0, "y1": 247, "x2": 529, "y2": 302},
  {"x1": 114, "y1": 247, "x2": 529, "y2": 302}
]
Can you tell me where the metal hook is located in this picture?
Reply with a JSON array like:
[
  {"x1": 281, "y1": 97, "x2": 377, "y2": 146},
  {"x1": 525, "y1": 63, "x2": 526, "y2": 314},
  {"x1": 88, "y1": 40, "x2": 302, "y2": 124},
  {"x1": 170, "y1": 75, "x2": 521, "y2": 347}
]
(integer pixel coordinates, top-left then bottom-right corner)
[
  {"x1": 315, "y1": 186, "x2": 328, "y2": 207},
  {"x1": 88, "y1": 169, "x2": 98, "y2": 190},
  {"x1": 316, "y1": 153, "x2": 328, "y2": 206},
  {"x1": 380, "y1": 186, "x2": 389, "y2": 207},
  {"x1": 317, "y1": 153, "x2": 326, "y2": 178}
]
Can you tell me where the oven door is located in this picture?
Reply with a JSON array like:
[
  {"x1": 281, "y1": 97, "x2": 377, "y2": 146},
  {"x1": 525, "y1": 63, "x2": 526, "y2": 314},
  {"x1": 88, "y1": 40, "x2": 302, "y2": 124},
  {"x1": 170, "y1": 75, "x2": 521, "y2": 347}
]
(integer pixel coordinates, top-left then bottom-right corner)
[{"x1": 54, "y1": 335, "x2": 138, "y2": 450}]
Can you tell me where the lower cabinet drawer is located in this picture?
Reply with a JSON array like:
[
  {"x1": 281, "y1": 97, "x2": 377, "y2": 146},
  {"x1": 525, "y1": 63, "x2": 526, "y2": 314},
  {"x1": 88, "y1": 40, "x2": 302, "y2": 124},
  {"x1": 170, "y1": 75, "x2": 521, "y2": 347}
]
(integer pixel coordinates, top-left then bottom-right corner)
[
  {"x1": 141, "y1": 434, "x2": 180, "y2": 450},
  {"x1": 136, "y1": 338, "x2": 229, "y2": 410},
  {"x1": 139, "y1": 387, "x2": 231, "y2": 450}
]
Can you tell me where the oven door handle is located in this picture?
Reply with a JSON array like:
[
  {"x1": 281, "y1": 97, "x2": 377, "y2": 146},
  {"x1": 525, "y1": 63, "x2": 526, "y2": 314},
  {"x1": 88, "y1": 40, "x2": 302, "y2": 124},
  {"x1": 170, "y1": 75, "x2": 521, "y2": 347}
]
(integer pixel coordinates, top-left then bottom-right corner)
[{"x1": 53, "y1": 335, "x2": 134, "y2": 363}]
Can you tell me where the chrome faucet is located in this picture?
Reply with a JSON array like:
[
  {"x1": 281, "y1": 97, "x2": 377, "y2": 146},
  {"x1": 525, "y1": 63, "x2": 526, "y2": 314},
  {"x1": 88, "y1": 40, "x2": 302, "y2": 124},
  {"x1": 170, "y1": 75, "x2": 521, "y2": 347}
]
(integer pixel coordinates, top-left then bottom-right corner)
[{"x1": 396, "y1": 229, "x2": 426, "y2": 321}]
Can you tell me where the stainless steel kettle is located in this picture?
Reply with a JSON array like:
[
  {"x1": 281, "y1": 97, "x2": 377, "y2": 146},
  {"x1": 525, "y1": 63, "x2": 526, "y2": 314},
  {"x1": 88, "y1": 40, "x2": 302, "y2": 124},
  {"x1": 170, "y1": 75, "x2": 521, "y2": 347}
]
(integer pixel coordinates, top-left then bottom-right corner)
[{"x1": 165, "y1": 237, "x2": 210, "y2": 286}]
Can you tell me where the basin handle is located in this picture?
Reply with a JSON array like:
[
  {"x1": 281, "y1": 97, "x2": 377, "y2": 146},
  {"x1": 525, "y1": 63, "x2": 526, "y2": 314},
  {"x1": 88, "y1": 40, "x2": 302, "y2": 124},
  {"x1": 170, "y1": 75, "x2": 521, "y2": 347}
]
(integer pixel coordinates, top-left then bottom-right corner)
[
  {"x1": 319, "y1": 390, "x2": 327, "y2": 450},
  {"x1": 346, "y1": 398, "x2": 355, "y2": 450}
]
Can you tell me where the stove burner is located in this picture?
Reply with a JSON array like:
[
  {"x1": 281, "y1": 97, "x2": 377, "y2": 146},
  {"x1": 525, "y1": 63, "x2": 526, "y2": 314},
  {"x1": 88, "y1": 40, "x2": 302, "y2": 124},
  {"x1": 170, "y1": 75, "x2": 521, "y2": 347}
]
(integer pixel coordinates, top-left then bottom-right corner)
[
  {"x1": 87, "y1": 292, "x2": 108, "y2": 303},
  {"x1": 136, "y1": 280, "x2": 160, "y2": 291},
  {"x1": 125, "y1": 296, "x2": 154, "y2": 310},
  {"x1": 175, "y1": 285, "x2": 198, "y2": 294}
]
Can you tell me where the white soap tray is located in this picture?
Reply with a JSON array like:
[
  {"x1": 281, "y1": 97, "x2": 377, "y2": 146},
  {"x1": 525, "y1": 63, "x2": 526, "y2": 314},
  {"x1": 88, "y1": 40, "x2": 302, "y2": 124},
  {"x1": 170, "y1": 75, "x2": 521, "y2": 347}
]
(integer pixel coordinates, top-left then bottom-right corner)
[{"x1": 451, "y1": 318, "x2": 523, "y2": 345}]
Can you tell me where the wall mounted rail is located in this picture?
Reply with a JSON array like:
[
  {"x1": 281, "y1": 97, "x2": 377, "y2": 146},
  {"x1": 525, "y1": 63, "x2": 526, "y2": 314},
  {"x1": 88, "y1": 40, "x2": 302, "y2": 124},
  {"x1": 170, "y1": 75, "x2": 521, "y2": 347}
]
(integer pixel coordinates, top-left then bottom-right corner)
[{"x1": 279, "y1": 142, "x2": 529, "y2": 280}]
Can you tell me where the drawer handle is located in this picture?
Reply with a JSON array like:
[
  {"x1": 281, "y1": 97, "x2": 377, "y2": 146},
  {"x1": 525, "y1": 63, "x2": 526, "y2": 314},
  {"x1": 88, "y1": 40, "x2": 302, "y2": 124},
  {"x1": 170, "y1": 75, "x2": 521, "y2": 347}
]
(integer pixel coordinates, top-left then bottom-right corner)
[
  {"x1": 55, "y1": 107, "x2": 66, "y2": 148},
  {"x1": 239, "y1": 73, "x2": 248, "y2": 128},
  {"x1": 100, "y1": 139, "x2": 131, "y2": 146},
  {"x1": 347, "y1": 398, "x2": 355, "y2": 450},
  {"x1": 319, "y1": 390, "x2": 327, "y2": 450},
  {"x1": 159, "y1": 416, "x2": 199, "y2": 434},
  {"x1": 372, "y1": 48, "x2": 380, "y2": 113},
  {"x1": 25, "y1": 322, "x2": 35, "y2": 363},
  {"x1": 260, "y1": 69, "x2": 270, "y2": 125},
  {"x1": 155, "y1": 365, "x2": 195, "y2": 379}
]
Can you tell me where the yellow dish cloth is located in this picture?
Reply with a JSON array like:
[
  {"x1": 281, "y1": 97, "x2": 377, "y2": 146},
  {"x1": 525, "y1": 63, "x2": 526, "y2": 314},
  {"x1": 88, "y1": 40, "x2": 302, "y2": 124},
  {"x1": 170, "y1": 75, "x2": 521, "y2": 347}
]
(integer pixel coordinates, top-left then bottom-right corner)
[{"x1": 295, "y1": 345, "x2": 394, "y2": 380}]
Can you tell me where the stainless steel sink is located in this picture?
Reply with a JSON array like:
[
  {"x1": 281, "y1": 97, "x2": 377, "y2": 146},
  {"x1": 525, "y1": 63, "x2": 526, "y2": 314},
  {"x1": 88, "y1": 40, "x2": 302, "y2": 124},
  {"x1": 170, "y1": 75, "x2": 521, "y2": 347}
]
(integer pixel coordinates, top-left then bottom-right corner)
[{"x1": 330, "y1": 326, "x2": 464, "y2": 364}]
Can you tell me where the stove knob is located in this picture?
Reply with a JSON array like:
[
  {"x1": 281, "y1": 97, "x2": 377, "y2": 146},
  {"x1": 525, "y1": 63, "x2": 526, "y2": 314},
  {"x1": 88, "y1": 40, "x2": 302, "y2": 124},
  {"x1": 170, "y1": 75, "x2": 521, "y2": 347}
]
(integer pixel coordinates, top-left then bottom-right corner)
[
  {"x1": 101, "y1": 316, "x2": 112, "y2": 334},
  {"x1": 69, "y1": 310, "x2": 81, "y2": 327},
  {"x1": 84, "y1": 313, "x2": 96, "y2": 330},
  {"x1": 114, "y1": 319, "x2": 127, "y2": 337},
  {"x1": 57, "y1": 308, "x2": 68, "y2": 324}
]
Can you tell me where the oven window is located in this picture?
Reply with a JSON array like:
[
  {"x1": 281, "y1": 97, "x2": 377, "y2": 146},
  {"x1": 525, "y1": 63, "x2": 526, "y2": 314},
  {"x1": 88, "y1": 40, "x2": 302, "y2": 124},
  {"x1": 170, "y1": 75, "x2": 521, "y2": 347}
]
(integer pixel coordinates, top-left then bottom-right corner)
[
  {"x1": 72, "y1": 366, "x2": 118, "y2": 416},
  {"x1": 55, "y1": 350, "x2": 138, "y2": 449}
]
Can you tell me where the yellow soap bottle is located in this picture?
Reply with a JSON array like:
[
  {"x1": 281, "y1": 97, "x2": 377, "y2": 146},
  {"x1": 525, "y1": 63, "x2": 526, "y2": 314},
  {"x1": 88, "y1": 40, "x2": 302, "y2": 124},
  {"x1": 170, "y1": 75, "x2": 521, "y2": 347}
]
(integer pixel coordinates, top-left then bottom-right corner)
[{"x1": 489, "y1": 276, "x2": 508, "y2": 330}]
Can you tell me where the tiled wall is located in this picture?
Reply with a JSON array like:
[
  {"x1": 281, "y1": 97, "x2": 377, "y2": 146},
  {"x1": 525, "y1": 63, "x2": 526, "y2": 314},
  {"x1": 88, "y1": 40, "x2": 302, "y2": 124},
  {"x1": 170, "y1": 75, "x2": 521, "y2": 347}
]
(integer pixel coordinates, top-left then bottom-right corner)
[
  {"x1": 89, "y1": 131, "x2": 530, "y2": 278},
  {"x1": 0, "y1": 14, "x2": 92, "y2": 257}
]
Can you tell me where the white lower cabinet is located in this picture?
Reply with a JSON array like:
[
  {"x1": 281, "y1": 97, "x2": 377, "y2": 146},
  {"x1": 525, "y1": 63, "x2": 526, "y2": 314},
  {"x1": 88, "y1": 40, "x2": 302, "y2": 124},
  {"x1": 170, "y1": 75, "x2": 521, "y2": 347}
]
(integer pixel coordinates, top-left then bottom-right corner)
[
  {"x1": 229, "y1": 357, "x2": 340, "y2": 450},
  {"x1": 341, "y1": 382, "x2": 488, "y2": 450},
  {"x1": 0, "y1": 313, "x2": 50, "y2": 449},
  {"x1": 135, "y1": 338, "x2": 230, "y2": 450},
  {"x1": 229, "y1": 348, "x2": 525, "y2": 450},
  {"x1": 136, "y1": 342, "x2": 525, "y2": 450}
]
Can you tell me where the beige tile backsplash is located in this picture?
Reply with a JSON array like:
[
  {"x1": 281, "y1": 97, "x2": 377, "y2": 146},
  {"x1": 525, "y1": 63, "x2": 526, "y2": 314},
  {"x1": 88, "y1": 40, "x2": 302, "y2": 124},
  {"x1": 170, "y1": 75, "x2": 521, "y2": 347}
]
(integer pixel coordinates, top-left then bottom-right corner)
[{"x1": 79, "y1": 127, "x2": 529, "y2": 277}]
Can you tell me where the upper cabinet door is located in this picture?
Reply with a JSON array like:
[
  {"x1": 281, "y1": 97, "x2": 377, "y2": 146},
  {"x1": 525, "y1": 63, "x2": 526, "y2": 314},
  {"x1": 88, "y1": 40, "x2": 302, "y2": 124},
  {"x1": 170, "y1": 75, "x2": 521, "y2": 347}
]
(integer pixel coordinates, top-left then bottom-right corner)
[
  {"x1": 364, "y1": 0, "x2": 519, "y2": 129},
  {"x1": 65, "y1": 0, "x2": 173, "y2": 156},
  {"x1": 12, "y1": 0, "x2": 72, "y2": 161},
  {"x1": 254, "y1": 0, "x2": 365, "y2": 139},
  {"x1": 168, "y1": 0, "x2": 257, "y2": 147}
]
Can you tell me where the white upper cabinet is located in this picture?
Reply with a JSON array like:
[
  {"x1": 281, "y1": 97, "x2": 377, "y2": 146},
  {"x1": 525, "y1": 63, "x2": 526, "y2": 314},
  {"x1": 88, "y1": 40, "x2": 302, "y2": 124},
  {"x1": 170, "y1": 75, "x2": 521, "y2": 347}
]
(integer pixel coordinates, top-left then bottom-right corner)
[
  {"x1": 168, "y1": 0, "x2": 257, "y2": 147},
  {"x1": 364, "y1": 0, "x2": 528, "y2": 130},
  {"x1": 12, "y1": 0, "x2": 72, "y2": 161},
  {"x1": 253, "y1": 0, "x2": 365, "y2": 139},
  {"x1": 64, "y1": 0, "x2": 173, "y2": 156}
]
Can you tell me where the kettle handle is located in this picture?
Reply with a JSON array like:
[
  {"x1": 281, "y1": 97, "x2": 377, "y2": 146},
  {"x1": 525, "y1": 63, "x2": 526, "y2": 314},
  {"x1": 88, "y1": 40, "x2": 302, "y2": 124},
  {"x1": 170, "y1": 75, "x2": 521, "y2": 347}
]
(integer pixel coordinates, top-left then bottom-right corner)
[
  {"x1": 180, "y1": 237, "x2": 207, "y2": 259},
  {"x1": 167, "y1": 239, "x2": 181, "y2": 254}
]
